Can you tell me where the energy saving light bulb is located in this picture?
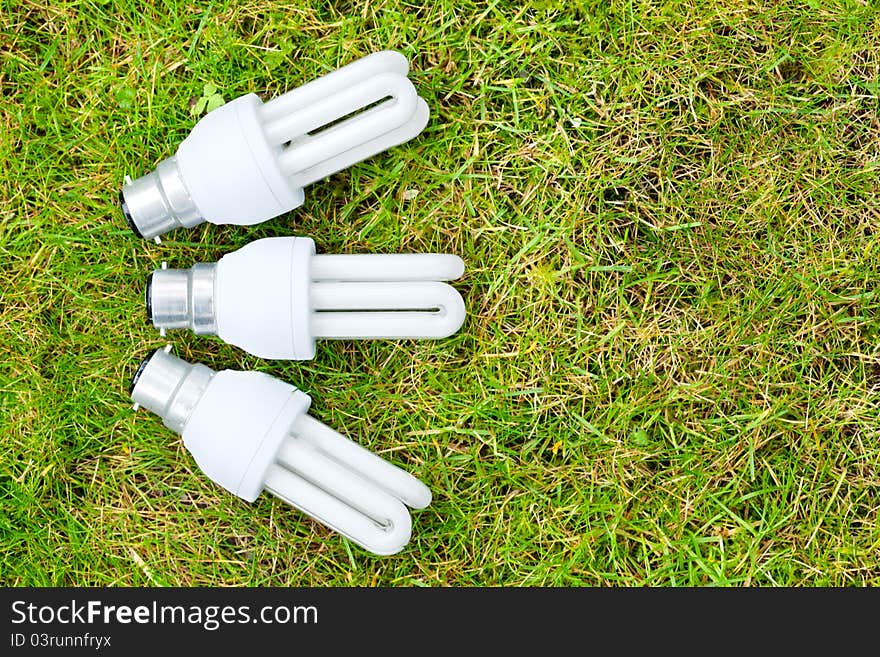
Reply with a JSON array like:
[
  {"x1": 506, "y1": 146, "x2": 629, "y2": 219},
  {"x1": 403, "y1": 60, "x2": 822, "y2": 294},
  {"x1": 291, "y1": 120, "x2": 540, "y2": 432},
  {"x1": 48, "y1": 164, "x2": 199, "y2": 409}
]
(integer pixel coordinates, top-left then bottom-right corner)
[
  {"x1": 146, "y1": 236, "x2": 466, "y2": 360},
  {"x1": 121, "y1": 50, "x2": 429, "y2": 239},
  {"x1": 130, "y1": 348, "x2": 432, "y2": 555}
]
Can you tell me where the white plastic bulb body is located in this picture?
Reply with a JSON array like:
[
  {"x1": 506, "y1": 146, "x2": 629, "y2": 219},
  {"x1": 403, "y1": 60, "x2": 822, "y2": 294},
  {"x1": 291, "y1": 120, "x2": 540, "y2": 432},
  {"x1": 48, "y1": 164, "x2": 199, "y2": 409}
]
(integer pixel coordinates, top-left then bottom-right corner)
[
  {"x1": 120, "y1": 50, "x2": 430, "y2": 239},
  {"x1": 130, "y1": 348, "x2": 431, "y2": 556},
  {"x1": 146, "y1": 236, "x2": 466, "y2": 360}
]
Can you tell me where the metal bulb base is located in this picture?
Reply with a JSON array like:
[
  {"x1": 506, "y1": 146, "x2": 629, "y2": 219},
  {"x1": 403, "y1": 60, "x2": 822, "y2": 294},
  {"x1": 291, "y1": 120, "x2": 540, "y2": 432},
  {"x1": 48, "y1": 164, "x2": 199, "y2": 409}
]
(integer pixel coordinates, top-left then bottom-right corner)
[
  {"x1": 121, "y1": 157, "x2": 204, "y2": 239},
  {"x1": 131, "y1": 349, "x2": 214, "y2": 433},
  {"x1": 147, "y1": 264, "x2": 217, "y2": 335}
]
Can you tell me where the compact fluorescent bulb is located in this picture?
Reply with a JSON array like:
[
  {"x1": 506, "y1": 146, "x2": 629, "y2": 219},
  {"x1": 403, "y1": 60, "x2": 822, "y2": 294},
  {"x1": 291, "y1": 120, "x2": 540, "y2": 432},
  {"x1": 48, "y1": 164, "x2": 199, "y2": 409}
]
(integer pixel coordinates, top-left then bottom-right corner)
[
  {"x1": 145, "y1": 236, "x2": 466, "y2": 360},
  {"x1": 121, "y1": 50, "x2": 430, "y2": 239},
  {"x1": 130, "y1": 348, "x2": 431, "y2": 555}
]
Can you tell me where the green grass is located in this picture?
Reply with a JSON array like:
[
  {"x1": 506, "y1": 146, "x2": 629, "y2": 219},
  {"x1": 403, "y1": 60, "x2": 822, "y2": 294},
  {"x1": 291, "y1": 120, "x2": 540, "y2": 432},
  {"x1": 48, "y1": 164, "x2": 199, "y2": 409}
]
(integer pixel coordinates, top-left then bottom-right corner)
[{"x1": 1, "y1": 0, "x2": 879, "y2": 586}]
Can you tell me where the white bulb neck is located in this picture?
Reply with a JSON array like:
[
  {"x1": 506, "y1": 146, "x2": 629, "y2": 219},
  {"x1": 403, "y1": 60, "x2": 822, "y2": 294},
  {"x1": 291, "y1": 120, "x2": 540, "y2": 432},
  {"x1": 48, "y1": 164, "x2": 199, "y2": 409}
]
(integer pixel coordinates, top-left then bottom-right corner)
[{"x1": 212, "y1": 236, "x2": 317, "y2": 360}]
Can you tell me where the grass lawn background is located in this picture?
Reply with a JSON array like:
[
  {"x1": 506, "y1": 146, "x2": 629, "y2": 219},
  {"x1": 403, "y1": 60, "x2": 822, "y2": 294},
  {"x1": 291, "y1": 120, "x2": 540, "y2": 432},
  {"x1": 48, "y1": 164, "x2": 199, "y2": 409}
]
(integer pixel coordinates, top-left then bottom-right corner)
[{"x1": 1, "y1": 0, "x2": 879, "y2": 586}]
